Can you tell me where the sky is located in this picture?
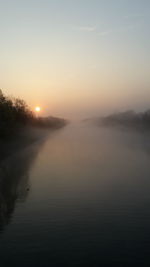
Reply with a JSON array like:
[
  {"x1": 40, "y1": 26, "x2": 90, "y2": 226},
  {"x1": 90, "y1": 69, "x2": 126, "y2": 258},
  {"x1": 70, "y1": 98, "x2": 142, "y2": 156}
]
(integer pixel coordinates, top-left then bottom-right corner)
[{"x1": 0, "y1": 0, "x2": 150, "y2": 118}]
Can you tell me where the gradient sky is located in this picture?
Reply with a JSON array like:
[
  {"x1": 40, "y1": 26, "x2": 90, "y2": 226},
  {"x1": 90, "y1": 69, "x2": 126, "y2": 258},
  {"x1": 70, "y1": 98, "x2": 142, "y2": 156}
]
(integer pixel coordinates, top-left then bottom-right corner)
[{"x1": 0, "y1": 0, "x2": 150, "y2": 118}]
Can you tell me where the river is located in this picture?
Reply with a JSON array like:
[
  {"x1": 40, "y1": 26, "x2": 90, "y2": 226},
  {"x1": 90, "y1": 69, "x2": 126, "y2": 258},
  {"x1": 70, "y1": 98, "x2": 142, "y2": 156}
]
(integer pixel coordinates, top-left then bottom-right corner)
[{"x1": 0, "y1": 122, "x2": 150, "y2": 266}]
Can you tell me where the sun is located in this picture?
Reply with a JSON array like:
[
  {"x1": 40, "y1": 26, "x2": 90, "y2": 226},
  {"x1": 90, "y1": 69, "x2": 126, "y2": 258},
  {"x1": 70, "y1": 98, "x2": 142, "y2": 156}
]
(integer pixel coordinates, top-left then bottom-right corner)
[{"x1": 35, "y1": 106, "x2": 41, "y2": 113}]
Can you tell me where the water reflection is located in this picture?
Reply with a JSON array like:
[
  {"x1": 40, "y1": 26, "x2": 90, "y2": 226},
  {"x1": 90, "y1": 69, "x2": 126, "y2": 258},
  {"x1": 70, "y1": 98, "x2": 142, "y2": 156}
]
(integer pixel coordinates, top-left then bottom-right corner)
[
  {"x1": 1, "y1": 124, "x2": 150, "y2": 266},
  {"x1": 0, "y1": 142, "x2": 44, "y2": 232}
]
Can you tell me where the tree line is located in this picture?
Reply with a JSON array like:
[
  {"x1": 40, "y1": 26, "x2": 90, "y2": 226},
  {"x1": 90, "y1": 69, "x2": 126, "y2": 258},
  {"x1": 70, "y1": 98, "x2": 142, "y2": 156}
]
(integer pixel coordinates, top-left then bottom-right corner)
[{"x1": 0, "y1": 90, "x2": 66, "y2": 139}]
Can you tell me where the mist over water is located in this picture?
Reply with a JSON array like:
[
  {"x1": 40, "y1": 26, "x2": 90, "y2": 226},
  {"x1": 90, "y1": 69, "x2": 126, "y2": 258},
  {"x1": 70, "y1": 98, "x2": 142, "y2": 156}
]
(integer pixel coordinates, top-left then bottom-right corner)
[{"x1": 0, "y1": 123, "x2": 150, "y2": 266}]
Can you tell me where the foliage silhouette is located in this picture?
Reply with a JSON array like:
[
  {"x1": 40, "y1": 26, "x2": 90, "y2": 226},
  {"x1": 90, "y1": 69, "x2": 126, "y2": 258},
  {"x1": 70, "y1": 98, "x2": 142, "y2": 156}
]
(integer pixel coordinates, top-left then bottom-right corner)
[{"x1": 0, "y1": 90, "x2": 67, "y2": 139}]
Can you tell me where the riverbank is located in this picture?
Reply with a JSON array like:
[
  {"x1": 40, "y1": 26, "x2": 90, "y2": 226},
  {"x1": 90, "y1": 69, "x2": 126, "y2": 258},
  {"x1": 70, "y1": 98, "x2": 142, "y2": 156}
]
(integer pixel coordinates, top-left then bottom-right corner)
[{"x1": 0, "y1": 123, "x2": 67, "y2": 163}]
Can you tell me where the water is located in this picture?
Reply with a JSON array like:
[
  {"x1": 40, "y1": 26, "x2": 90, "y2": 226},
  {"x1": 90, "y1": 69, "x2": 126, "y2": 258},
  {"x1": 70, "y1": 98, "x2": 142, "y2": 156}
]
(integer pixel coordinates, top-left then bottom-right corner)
[{"x1": 0, "y1": 123, "x2": 150, "y2": 266}]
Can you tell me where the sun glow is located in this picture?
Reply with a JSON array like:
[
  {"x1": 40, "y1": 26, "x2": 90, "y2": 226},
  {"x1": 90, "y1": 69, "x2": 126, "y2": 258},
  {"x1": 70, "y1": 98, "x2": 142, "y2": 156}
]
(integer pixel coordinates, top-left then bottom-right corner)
[{"x1": 35, "y1": 106, "x2": 41, "y2": 113}]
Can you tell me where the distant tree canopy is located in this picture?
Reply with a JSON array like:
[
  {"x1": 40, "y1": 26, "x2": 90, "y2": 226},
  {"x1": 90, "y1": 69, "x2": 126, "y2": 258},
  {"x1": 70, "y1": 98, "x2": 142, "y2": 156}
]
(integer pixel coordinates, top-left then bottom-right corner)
[{"x1": 99, "y1": 109, "x2": 150, "y2": 130}]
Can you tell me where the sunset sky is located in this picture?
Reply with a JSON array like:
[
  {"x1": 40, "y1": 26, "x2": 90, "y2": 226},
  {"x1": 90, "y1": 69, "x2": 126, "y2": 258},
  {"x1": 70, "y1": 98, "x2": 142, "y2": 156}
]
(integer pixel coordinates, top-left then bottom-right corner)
[{"x1": 0, "y1": 0, "x2": 150, "y2": 118}]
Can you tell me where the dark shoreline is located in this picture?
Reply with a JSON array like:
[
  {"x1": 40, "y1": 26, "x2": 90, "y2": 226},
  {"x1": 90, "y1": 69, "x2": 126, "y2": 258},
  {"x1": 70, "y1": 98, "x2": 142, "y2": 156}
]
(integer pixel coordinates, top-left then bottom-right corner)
[{"x1": 0, "y1": 124, "x2": 67, "y2": 164}]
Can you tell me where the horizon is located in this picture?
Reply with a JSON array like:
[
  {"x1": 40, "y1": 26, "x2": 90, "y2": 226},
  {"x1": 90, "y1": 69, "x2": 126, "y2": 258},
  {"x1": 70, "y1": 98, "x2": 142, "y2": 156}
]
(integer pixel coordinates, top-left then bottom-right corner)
[{"x1": 0, "y1": 0, "x2": 150, "y2": 119}]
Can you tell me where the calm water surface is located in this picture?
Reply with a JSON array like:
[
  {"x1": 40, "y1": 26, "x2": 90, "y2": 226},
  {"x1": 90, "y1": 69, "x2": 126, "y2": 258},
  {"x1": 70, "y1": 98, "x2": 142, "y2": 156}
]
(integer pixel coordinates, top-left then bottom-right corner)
[{"x1": 0, "y1": 123, "x2": 150, "y2": 266}]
